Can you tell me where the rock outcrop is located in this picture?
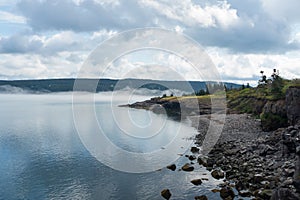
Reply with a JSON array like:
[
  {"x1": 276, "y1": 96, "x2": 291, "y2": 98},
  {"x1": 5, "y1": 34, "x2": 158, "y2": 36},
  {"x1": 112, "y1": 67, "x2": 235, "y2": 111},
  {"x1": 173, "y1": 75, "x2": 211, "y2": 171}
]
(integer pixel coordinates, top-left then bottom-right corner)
[
  {"x1": 260, "y1": 100, "x2": 288, "y2": 131},
  {"x1": 286, "y1": 86, "x2": 300, "y2": 126}
]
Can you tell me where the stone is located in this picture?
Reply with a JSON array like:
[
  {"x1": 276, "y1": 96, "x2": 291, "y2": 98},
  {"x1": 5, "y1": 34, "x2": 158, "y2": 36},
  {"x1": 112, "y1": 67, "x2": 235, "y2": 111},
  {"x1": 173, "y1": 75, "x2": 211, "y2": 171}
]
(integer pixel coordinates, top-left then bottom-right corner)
[
  {"x1": 161, "y1": 189, "x2": 171, "y2": 200},
  {"x1": 191, "y1": 146, "x2": 200, "y2": 153},
  {"x1": 220, "y1": 187, "x2": 235, "y2": 200},
  {"x1": 189, "y1": 155, "x2": 197, "y2": 161},
  {"x1": 211, "y1": 169, "x2": 225, "y2": 179},
  {"x1": 238, "y1": 190, "x2": 251, "y2": 197},
  {"x1": 191, "y1": 179, "x2": 202, "y2": 186},
  {"x1": 197, "y1": 157, "x2": 208, "y2": 167},
  {"x1": 253, "y1": 174, "x2": 264, "y2": 183},
  {"x1": 194, "y1": 195, "x2": 208, "y2": 200},
  {"x1": 166, "y1": 164, "x2": 176, "y2": 171},
  {"x1": 182, "y1": 163, "x2": 194, "y2": 172}
]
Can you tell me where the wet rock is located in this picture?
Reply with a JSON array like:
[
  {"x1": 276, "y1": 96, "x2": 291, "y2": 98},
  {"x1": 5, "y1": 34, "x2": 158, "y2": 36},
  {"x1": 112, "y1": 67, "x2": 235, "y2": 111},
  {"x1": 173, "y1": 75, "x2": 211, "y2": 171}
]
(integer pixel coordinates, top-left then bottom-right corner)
[
  {"x1": 188, "y1": 155, "x2": 197, "y2": 161},
  {"x1": 220, "y1": 187, "x2": 235, "y2": 200},
  {"x1": 197, "y1": 157, "x2": 208, "y2": 167},
  {"x1": 161, "y1": 189, "x2": 171, "y2": 200},
  {"x1": 211, "y1": 189, "x2": 220, "y2": 193},
  {"x1": 191, "y1": 146, "x2": 200, "y2": 153},
  {"x1": 166, "y1": 164, "x2": 176, "y2": 171},
  {"x1": 211, "y1": 169, "x2": 225, "y2": 179},
  {"x1": 191, "y1": 179, "x2": 202, "y2": 186},
  {"x1": 195, "y1": 195, "x2": 208, "y2": 200},
  {"x1": 182, "y1": 163, "x2": 194, "y2": 172}
]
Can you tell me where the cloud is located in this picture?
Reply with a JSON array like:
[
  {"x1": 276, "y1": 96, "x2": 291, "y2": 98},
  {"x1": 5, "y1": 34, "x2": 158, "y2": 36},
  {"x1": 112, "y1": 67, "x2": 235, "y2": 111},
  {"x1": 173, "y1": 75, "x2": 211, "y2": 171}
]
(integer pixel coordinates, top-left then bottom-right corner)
[
  {"x1": 12, "y1": 0, "x2": 300, "y2": 54},
  {"x1": 0, "y1": 11, "x2": 26, "y2": 24},
  {"x1": 17, "y1": 0, "x2": 150, "y2": 31},
  {"x1": 0, "y1": 29, "x2": 115, "y2": 54},
  {"x1": 0, "y1": 34, "x2": 43, "y2": 53},
  {"x1": 0, "y1": 0, "x2": 299, "y2": 82},
  {"x1": 139, "y1": 0, "x2": 239, "y2": 28},
  {"x1": 262, "y1": 0, "x2": 300, "y2": 23}
]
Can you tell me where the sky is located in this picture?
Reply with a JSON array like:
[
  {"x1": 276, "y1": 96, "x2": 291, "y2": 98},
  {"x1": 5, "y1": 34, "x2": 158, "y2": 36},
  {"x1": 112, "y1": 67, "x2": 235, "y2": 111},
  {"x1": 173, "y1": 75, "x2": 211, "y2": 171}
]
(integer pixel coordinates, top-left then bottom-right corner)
[{"x1": 0, "y1": 0, "x2": 299, "y2": 85}]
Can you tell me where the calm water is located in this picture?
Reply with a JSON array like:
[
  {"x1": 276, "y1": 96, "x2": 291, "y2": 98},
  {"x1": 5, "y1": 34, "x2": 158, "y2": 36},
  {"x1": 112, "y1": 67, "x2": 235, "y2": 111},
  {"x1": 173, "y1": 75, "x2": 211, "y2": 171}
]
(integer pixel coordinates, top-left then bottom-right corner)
[{"x1": 0, "y1": 93, "x2": 223, "y2": 200}]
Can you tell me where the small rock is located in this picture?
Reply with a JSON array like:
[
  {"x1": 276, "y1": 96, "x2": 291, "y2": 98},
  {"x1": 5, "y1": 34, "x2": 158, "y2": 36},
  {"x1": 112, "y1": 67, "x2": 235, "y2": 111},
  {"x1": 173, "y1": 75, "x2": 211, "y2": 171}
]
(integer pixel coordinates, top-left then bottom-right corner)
[
  {"x1": 191, "y1": 146, "x2": 200, "y2": 153},
  {"x1": 191, "y1": 179, "x2": 202, "y2": 185},
  {"x1": 194, "y1": 195, "x2": 208, "y2": 200},
  {"x1": 166, "y1": 164, "x2": 176, "y2": 171},
  {"x1": 211, "y1": 189, "x2": 220, "y2": 193},
  {"x1": 182, "y1": 163, "x2": 194, "y2": 172},
  {"x1": 238, "y1": 190, "x2": 251, "y2": 197},
  {"x1": 253, "y1": 174, "x2": 264, "y2": 183},
  {"x1": 211, "y1": 169, "x2": 225, "y2": 179},
  {"x1": 198, "y1": 157, "x2": 208, "y2": 167},
  {"x1": 220, "y1": 187, "x2": 235, "y2": 200},
  {"x1": 189, "y1": 155, "x2": 197, "y2": 161},
  {"x1": 161, "y1": 189, "x2": 171, "y2": 200}
]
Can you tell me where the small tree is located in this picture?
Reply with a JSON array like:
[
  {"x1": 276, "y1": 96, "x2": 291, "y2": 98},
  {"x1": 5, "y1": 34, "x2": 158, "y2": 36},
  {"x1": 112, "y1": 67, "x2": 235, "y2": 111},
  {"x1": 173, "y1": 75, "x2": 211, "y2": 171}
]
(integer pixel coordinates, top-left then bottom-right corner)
[
  {"x1": 259, "y1": 70, "x2": 267, "y2": 85},
  {"x1": 270, "y1": 69, "x2": 284, "y2": 98}
]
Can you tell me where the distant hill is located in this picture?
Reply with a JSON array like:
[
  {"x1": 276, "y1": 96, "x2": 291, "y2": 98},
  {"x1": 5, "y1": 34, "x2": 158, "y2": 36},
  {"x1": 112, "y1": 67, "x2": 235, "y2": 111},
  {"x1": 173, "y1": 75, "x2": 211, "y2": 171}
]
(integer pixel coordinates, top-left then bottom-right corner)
[{"x1": 0, "y1": 78, "x2": 242, "y2": 93}]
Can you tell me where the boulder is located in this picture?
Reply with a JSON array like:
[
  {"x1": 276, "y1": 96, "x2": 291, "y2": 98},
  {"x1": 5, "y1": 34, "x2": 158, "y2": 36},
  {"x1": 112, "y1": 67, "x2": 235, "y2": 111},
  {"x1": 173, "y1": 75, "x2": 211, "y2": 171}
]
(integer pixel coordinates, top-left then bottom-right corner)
[
  {"x1": 195, "y1": 195, "x2": 208, "y2": 200},
  {"x1": 166, "y1": 164, "x2": 176, "y2": 171},
  {"x1": 211, "y1": 169, "x2": 225, "y2": 179},
  {"x1": 182, "y1": 163, "x2": 194, "y2": 172},
  {"x1": 191, "y1": 179, "x2": 202, "y2": 186},
  {"x1": 197, "y1": 157, "x2": 208, "y2": 167},
  {"x1": 220, "y1": 187, "x2": 235, "y2": 200},
  {"x1": 188, "y1": 155, "x2": 197, "y2": 161},
  {"x1": 161, "y1": 189, "x2": 171, "y2": 200},
  {"x1": 191, "y1": 146, "x2": 200, "y2": 153}
]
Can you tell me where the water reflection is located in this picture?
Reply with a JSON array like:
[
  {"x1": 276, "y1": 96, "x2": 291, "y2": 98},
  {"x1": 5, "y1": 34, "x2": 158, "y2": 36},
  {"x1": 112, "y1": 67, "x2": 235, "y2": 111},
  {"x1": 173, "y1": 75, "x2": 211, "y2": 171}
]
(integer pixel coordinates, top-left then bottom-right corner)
[{"x1": 0, "y1": 93, "x2": 223, "y2": 200}]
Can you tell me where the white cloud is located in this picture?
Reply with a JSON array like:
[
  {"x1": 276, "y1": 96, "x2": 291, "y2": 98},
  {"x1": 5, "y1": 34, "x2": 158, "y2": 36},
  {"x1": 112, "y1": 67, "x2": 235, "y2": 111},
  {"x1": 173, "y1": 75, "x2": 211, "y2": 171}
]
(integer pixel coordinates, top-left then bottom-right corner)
[
  {"x1": 0, "y1": 0, "x2": 299, "y2": 82},
  {"x1": 207, "y1": 47, "x2": 300, "y2": 85},
  {"x1": 139, "y1": 0, "x2": 239, "y2": 29},
  {"x1": 0, "y1": 11, "x2": 26, "y2": 24}
]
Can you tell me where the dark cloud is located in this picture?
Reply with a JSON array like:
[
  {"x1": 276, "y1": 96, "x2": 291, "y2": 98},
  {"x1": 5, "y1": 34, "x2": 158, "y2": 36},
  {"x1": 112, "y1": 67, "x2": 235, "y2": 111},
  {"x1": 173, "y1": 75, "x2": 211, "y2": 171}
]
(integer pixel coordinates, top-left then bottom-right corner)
[
  {"x1": 0, "y1": 34, "x2": 43, "y2": 53},
  {"x1": 11, "y1": 0, "x2": 300, "y2": 54},
  {"x1": 17, "y1": 0, "x2": 153, "y2": 32},
  {"x1": 188, "y1": 18, "x2": 299, "y2": 53}
]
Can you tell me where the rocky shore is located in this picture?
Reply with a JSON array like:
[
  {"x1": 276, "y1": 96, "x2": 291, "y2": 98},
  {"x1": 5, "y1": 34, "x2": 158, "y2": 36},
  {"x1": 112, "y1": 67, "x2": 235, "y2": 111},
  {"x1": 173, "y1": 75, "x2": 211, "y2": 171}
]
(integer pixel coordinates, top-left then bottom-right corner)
[
  {"x1": 191, "y1": 114, "x2": 300, "y2": 200},
  {"x1": 125, "y1": 86, "x2": 300, "y2": 199}
]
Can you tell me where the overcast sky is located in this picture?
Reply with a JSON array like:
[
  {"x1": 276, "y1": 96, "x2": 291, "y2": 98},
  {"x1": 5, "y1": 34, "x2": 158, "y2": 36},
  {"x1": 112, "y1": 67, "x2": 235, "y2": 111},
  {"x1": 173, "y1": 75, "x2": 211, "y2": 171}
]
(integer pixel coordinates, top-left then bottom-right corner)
[{"x1": 0, "y1": 0, "x2": 299, "y2": 85}]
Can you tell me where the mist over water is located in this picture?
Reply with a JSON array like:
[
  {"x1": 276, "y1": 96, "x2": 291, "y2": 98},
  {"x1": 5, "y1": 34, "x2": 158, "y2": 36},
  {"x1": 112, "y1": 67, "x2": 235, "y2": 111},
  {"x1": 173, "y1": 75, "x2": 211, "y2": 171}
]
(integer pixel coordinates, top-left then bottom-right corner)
[{"x1": 0, "y1": 92, "x2": 222, "y2": 199}]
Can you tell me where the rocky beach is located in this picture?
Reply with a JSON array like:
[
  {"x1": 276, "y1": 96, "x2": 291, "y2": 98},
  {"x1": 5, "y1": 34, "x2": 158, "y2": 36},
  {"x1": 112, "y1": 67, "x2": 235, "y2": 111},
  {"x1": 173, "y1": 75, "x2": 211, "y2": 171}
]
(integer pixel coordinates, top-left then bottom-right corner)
[{"x1": 125, "y1": 86, "x2": 300, "y2": 200}]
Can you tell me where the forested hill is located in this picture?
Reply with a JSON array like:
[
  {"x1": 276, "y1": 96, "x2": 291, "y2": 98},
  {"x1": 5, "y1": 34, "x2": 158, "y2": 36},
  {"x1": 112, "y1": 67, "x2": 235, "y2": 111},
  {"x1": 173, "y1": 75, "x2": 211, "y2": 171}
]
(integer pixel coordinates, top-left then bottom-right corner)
[{"x1": 0, "y1": 78, "x2": 242, "y2": 93}]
